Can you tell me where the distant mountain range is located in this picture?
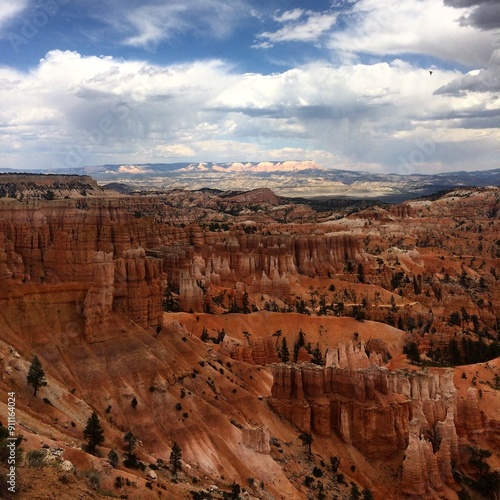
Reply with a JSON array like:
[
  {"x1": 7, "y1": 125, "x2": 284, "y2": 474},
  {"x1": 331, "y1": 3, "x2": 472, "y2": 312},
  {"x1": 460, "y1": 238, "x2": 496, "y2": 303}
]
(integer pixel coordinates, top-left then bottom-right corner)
[{"x1": 3, "y1": 162, "x2": 499, "y2": 201}]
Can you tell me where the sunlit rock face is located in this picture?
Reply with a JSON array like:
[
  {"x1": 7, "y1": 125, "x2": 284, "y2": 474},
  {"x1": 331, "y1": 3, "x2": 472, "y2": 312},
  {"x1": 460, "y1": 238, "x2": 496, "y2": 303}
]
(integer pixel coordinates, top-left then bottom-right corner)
[{"x1": 0, "y1": 198, "x2": 165, "y2": 340}]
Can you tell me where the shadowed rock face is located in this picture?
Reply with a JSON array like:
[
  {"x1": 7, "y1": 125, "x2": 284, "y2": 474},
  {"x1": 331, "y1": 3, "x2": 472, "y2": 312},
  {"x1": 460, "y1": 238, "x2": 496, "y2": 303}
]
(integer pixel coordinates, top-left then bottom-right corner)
[
  {"x1": 161, "y1": 228, "x2": 362, "y2": 311},
  {"x1": 269, "y1": 363, "x2": 457, "y2": 459}
]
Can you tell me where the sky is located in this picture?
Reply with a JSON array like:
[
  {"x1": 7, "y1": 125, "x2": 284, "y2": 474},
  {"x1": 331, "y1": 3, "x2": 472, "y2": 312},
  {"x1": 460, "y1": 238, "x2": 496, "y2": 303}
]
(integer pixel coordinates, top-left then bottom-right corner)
[{"x1": 0, "y1": 0, "x2": 499, "y2": 174}]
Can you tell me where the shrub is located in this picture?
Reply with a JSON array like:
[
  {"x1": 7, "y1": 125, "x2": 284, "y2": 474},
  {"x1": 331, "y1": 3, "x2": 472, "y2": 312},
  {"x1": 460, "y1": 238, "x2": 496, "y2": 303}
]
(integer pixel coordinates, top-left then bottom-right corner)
[
  {"x1": 81, "y1": 469, "x2": 101, "y2": 490},
  {"x1": 59, "y1": 473, "x2": 72, "y2": 485},
  {"x1": 26, "y1": 449, "x2": 46, "y2": 468},
  {"x1": 108, "y1": 449, "x2": 119, "y2": 468},
  {"x1": 312, "y1": 467, "x2": 323, "y2": 478}
]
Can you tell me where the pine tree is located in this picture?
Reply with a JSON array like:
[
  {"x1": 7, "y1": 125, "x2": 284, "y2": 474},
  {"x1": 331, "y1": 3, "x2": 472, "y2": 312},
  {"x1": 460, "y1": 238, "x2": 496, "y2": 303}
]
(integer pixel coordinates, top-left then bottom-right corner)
[
  {"x1": 293, "y1": 330, "x2": 306, "y2": 362},
  {"x1": 357, "y1": 263, "x2": 364, "y2": 284},
  {"x1": 280, "y1": 338, "x2": 290, "y2": 363},
  {"x1": 124, "y1": 431, "x2": 136, "y2": 457},
  {"x1": 169, "y1": 442, "x2": 182, "y2": 477},
  {"x1": 403, "y1": 342, "x2": 421, "y2": 364},
  {"x1": 83, "y1": 411, "x2": 104, "y2": 454},
  {"x1": 27, "y1": 356, "x2": 47, "y2": 397},
  {"x1": 311, "y1": 343, "x2": 323, "y2": 365}
]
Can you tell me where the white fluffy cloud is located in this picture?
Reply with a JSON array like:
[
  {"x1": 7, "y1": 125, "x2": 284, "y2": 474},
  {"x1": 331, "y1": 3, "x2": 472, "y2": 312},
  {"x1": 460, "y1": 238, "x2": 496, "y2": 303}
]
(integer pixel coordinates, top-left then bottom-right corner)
[
  {"x1": 0, "y1": 49, "x2": 498, "y2": 173},
  {"x1": 255, "y1": 10, "x2": 338, "y2": 48},
  {"x1": 328, "y1": 0, "x2": 497, "y2": 66}
]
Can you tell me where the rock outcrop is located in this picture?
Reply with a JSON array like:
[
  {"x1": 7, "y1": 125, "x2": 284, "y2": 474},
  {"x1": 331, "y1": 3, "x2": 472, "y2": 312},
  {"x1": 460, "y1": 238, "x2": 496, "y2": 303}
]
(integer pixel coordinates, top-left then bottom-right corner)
[
  {"x1": 401, "y1": 419, "x2": 444, "y2": 496},
  {"x1": 223, "y1": 337, "x2": 281, "y2": 365},
  {"x1": 0, "y1": 198, "x2": 166, "y2": 340},
  {"x1": 159, "y1": 228, "x2": 362, "y2": 309},
  {"x1": 269, "y1": 364, "x2": 457, "y2": 460},
  {"x1": 242, "y1": 426, "x2": 271, "y2": 453}
]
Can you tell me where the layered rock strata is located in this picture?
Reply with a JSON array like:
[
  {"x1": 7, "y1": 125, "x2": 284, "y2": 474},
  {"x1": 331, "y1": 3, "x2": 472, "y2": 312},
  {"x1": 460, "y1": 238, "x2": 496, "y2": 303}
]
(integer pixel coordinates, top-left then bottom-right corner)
[
  {"x1": 269, "y1": 364, "x2": 457, "y2": 459},
  {"x1": 0, "y1": 199, "x2": 165, "y2": 340}
]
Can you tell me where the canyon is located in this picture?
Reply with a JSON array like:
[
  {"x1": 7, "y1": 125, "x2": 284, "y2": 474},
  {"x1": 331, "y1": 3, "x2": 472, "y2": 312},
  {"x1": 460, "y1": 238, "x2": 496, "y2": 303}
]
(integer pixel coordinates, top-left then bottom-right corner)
[{"x1": 0, "y1": 174, "x2": 499, "y2": 499}]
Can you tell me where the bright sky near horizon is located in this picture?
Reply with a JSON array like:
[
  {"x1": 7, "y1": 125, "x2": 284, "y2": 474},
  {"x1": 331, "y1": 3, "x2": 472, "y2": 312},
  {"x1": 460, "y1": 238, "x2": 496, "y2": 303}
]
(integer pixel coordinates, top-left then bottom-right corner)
[{"x1": 0, "y1": 0, "x2": 499, "y2": 174}]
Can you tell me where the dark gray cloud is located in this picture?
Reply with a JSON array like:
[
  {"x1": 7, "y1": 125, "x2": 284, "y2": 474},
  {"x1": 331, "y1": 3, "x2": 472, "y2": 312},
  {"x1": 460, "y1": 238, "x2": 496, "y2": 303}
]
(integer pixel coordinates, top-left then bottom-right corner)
[
  {"x1": 444, "y1": 0, "x2": 500, "y2": 30},
  {"x1": 434, "y1": 49, "x2": 500, "y2": 95},
  {"x1": 444, "y1": 0, "x2": 491, "y2": 7}
]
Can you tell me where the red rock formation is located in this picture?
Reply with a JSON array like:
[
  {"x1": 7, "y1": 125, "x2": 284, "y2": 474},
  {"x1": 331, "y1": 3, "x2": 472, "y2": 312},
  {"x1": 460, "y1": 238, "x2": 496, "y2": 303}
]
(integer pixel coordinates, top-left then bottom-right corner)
[
  {"x1": 223, "y1": 337, "x2": 280, "y2": 365},
  {"x1": 0, "y1": 199, "x2": 165, "y2": 341},
  {"x1": 158, "y1": 227, "x2": 362, "y2": 308},
  {"x1": 436, "y1": 408, "x2": 459, "y2": 466},
  {"x1": 269, "y1": 364, "x2": 458, "y2": 460},
  {"x1": 457, "y1": 387, "x2": 484, "y2": 434},
  {"x1": 325, "y1": 341, "x2": 375, "y2": 370},
  {"x1": 113, "y1": 247, "x2": 165, "y2": 330},
  {"x1": 401, "y1": 419, "x2": 444, "y2": 496},
  {"x1": 224, "y1": 188, "x2": 280, "y2": 205},
  {"x1": 242, "y1": 426, "x2": 271, "y2": 453}
]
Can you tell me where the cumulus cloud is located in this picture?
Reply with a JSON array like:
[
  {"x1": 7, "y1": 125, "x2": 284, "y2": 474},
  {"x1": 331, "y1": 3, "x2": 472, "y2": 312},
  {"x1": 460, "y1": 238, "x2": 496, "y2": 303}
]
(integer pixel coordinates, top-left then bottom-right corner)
[
  {"x1": 0, "y1": 49, "x2": 498, "y2": 173},
  {"x1": 435, "y1": 49, "x2": 500, "y2": 95},
  {"x1": 328, "y1": 0, "x2": 497, "y2": 66},
  {"x1": 254, "y1": 9, "x2": 338, "y2": 48}
]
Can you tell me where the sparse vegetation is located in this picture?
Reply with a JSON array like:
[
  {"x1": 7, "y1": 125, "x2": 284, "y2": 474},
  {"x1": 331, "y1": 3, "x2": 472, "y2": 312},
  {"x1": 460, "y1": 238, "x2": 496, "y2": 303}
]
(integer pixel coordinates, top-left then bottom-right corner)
[
  {"x1": 27, "y1": 356, "x2": 47, "y2": 397},
  {"x1": 169, "y1": 442, "x2": 182, "y2": 478},
  {"x1": 83, "y1": 411, "x2": 105, "y2": 454}
]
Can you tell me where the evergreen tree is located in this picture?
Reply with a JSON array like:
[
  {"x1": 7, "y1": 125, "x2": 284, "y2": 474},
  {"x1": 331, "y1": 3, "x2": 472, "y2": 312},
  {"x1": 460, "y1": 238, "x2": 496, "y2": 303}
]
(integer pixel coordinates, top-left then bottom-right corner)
[
  {"x1": 350, "y1": 484, "x2": 361, "y2": 499},
  {"x1": 397, "y1": 317, "x2": 404, "y2": 330},
  {"x1": 27, "y1": 356, "x2": 47, "y2": 397},
  {"x1": 229, "y1": 482, "x2": 241, "y2": 500},
  {"x1": 169, "y1": 442, "x2": 182, "y2": 477},
  {"x1": 272, "y1": 329, "x2": 283, "y2": 348},
  {"x1": 217, "y1": 328, "x2": 226, "y2": 344},
  {"x1": 123, "y1": 431, "x2": 137, "y2": 457},
  {"x1": 242, "y1": 292, "x2": 250, "y2": 314},
  {"x1": 357, "y1": 263, "x2": 364, "y2": 284},
  {"x1": 318, "y1": 294, "x2": 328, "y2": 315},
  {"x1": 447, "y1": 338, "x2": 463, "y2": 365},
  {"x1": 330, "y1": 455, "x2": 340, "y2": 473},
  {"x1": 293, "y1": 330, "x2": 306, "y2": 362},
  {"x1": 83, "y1": 411, "x2": 104, "y2": 454},
  {"x1": 280, "y1": 338, "x2": 290, "y2": 363},
  {"x1": 403, "y1": 342, "x2": 421, "y2": 364},
  {"x1": 311, "y1": 343, "x2": 323, "y2": 365},
  {"x1": 449, "y1": 311, "x2": 461, "y2": 327}
]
